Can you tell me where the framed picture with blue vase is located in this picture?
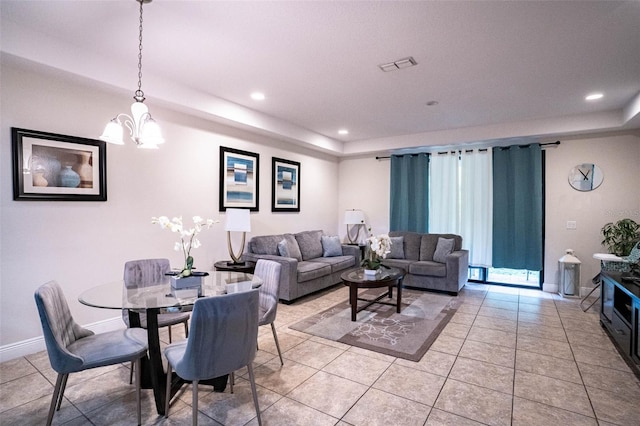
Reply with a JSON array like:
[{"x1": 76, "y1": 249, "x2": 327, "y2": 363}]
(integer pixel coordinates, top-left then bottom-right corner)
[
  {"x1": 271, "y1": 157, "x2": 300, "y2": 212},
  {"x1": 11, "y1": 128, "x2": 107, "y2": 201}
]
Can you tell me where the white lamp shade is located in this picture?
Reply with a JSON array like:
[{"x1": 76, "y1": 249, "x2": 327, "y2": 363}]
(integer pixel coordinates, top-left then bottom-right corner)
[
  {"x1": 99, "y1": 119, "x2": 125, "y2": 145},
  {"x1": 225, "y1": 208, "x2": 251, "y2": 232},
  {"x1": 344, "y1": 209, "x2": 365, "y2": 225}
]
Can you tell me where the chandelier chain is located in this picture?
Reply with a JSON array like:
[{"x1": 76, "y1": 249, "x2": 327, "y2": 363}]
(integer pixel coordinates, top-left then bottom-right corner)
[{"x1": 135, "y1": 0, "x2": 145, "y2": 101}]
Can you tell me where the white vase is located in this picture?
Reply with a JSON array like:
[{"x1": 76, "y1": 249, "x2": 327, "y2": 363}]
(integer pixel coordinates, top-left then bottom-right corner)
[
  {"x1": 363, "y1": 268, "x2": 379, "y2": 276},
  {"x1": 170, "y1": 275, "x2": 203, "y2": 289}
]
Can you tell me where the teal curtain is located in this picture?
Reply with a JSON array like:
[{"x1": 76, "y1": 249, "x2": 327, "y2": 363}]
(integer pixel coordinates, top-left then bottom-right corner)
[
  {"x1": 390, "y1": 153, "x2": 429, "y2": 232},
  {"x1": 492, "y1": 144, "x2": 543, "y2": 270}
]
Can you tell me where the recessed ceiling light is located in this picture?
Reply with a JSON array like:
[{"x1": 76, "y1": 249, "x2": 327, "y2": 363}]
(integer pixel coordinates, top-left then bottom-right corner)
[
  {"x1": 585, "y1": 93, "x2": 603, "y2": 101},
  {"x1": 251, "y1": 92, "x2": 265, "y2": 101},
  {"x1": 426, "y1": 101, "x2": 439, "y2": 106},
  {"x1": 338, "y1": 129, "x2": 349, "y2": 135}
]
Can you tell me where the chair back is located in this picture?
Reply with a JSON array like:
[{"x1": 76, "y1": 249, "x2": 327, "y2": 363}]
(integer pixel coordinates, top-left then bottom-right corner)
[
  {"x1": 34, "y1": 281, "x2": 94, "y2": 374},
  {"x1": 172, "y1": 289, "x2": 259, "y2": 381},
  {"x1": 254, "y1": 259, "x2": 281, "y2": 325},
  {"x1": 123, "y1": 258, "x2": 171, "y2": 288}
]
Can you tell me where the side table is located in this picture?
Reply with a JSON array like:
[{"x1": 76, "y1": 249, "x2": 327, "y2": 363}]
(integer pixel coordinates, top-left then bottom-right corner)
[{"x1": 214, "y1": 260, "x2": 256, "y2": 273}]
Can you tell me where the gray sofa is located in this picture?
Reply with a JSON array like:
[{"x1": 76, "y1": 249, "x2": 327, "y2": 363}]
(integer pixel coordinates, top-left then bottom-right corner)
[
  {"x1": 243, "y1": 230, "x2": 360, "y2": 302},
  {"x1": 381, "y1": 231, "x2": 469, "y2": 294}
]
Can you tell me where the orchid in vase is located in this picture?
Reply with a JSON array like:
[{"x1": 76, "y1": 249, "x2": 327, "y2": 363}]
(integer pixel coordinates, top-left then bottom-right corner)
[
  {"x1": 361, "y1": 231, "x2": 392, "y2": 271},
  {"x1": 151, "y1": 215, "x2": 218, "y2": 277}
]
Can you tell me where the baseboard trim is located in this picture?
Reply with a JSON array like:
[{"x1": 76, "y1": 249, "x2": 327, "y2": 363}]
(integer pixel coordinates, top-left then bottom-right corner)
[{"x1": 0, "y1": 316, "x2": 123, "y2": 363}]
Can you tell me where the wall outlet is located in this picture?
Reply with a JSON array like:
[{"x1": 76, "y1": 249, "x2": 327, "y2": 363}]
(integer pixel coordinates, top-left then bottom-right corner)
[{"x1": 566, "y1": 220, "x2": 577, "y2": 230}]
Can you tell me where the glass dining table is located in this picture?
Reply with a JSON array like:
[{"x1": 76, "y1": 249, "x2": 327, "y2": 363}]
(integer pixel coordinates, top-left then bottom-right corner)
[{"x1": 78, "y1": 270, "x2": 263, "y2": 415}]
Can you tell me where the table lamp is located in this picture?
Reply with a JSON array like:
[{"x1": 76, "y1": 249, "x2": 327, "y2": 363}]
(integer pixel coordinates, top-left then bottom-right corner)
[
  {"x1": 344, "y1": 209, "x2": 366, "y2": 244},
  {"x1": 225, "y1": 208, "x2": 251, "y2": 265}
]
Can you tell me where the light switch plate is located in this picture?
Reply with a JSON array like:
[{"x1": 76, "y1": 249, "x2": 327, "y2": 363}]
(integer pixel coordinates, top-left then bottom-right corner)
[{"x1": 566, "y1": 221, "x2": 577, "y2": 230}]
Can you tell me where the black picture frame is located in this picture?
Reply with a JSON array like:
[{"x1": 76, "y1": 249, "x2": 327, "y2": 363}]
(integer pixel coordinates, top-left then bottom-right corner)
[
  {"x1": 219, "y1": 146, "x2": 259, "y2": 211},
  {"x1": 11, "y1": 128, "x2": 107, "y2": 201},
  {"x1": 271, "y1": 157, "x2": 300, "y2": 212}
]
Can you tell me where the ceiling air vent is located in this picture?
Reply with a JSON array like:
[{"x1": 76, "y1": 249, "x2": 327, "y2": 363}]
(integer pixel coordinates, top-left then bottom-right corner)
[{"x1": 378, "y1": 56, "x2": 418, "y2": 72}]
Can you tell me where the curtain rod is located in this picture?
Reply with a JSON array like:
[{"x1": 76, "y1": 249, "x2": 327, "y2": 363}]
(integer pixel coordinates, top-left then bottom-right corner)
[{"x1": 375, "y1": 141, "x2": 560, "y2": 159}]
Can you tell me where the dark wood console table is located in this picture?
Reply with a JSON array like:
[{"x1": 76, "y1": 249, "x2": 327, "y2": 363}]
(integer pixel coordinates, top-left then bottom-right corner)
[{"x1": 599, "y1": 271, "x2": 640, "y2": 378}]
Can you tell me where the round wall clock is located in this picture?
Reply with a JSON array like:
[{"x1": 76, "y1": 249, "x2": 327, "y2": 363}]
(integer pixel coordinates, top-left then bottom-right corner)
[{"x1": 568, "y1": 163, "x2": 603, "y2": 191}]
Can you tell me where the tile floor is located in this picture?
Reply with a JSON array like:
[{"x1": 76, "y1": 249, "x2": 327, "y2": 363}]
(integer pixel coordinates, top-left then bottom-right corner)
[{"x1": 2, "y1": 283, "x2": 640, "y2": 425}]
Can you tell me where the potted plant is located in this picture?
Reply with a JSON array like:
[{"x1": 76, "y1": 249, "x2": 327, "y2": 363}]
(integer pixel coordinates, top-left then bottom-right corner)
[{"x1": 600, "y1": 218, "x2": 640, "y2": 256}]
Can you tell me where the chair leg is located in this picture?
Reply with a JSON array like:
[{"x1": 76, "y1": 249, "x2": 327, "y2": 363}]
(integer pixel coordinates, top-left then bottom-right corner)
[
  {"x1": 247, "y1": 364, "x2": 262, "y2": 426},
  {"x1": 165, "y1": 365, "x2": 173, "y2": 418},
  {"x1": 46, "y1": 373, "x2": 67, "y2": 426},
  {"x1": 230, "y1": 371, "x2": 235, "y2": 394},
  {"x1": 184, "y1": 319, "x2": 189, "y2": 338},
  {"x1": 271, "y1": 323, "x2": 284, "y2": 365},
  {"x1": 129, "y1": 360, "x2": 134, "y2": 385},
  {"x1": 55, "y1": 373, "x2": 69, "y2": 411},
  {"x1": 135, "y1": 357, "x2": 142, "y2": 426},
  {"x1": 192, "y1": 380, "x2": 199, "y2": 426},
  {"x1": 168, "y1": 325, "x2": 173, "y2": 343}
]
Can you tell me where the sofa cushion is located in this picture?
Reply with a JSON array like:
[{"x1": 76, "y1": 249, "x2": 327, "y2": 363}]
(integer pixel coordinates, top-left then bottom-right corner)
[
  {"x1": 381, "y1": 258, "x2": 412, "y2": 271},
  {"x1": 321, "y1": 235, "x2": 342, "y2": 257},
  {"x1": 297, "y1": 260, "x2": 332, "y2": 283},
  {"x1": 295, "y1": 230, "x2": 324, "y2": 260},
  {"x1": 409, "y1": 261, "x2": 447, "y2": 277},
  {"x1": 388, "y1": 236, "x2": 405, "y2": 259},
  {"x1": 308, "y1": 256, "x2": 355, "y2": 273},
  {"x1": 433, "y1": 237, "x2": 455, "y2": 263},
  {"x1": 249, "y1": 234, "x2": 284, "y2": 256}
]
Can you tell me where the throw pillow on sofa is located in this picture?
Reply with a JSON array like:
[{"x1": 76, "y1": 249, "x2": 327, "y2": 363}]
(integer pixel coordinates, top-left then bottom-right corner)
[
  {"x1": 388, "y1": 236, "x2": 405, "y2": 259},
  {"x1": 321, "y1": 235, "x2": 342, "y2": 257},
  {"x1": 277, "y1": 234, "x2": 302, "y2": 261},
  {"x1": 433, "y1": 237, "x2": 455, "y2": 263}
]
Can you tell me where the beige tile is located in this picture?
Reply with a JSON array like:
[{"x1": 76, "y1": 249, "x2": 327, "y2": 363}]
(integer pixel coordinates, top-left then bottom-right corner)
[
  {"x1": 287, "y1": 371, "x2": 367, "y2": 418},
  {"x1": 282, "y1": 339, "x2": 345, "y2": 369},
  {"x1": 82, "y1": 390, "x2": 158, "y2": 426},
  {"x1": 245, "y1": 396, "x2": 338, "y2": 426},
  {"x1": 395, "y1": 349, "x2": 457, "y2": 377},
  {"x1": 515, "y1": 350, "x2": 582, "y2": 384},
  {"x1": 578, "y1": 362, "x2": 640, "y2": 396},
  {"x1": 322, "y1": 351, "x2": 391, "y2": 386},
  {"x1": 517, "y1": 321, "x2": 567, "y2": 342},
  {"x1": 482, "y1": 298, "x2": 519, "y2": 311},
  {"x1": 560, "y1": 316, "x2": 602, "y2": 334},
  {"x1": 586, "y1": 385, "x2": 640, "y2": 425},
  {"x1": 434, "y1": 379, "x2": 512, "y2": 426},
  {"x1": 449, "y1": 357, "x2": 514, "y2": 394},
  {"x1": 458, "y1": 339, "x2": 515, "y2": 368},
  {"x1": 456, "y1": 304, "x2": 480, "y2": 315},
  {"x1": 251, "y1": 358, "x2": 317, "y2": 395},
  {"x1": 347, "y1": 346, "x2": 396, "y2": 363},
  {"x1": 472, "y1": 315, "x2": 517, "y2": 333},
  {"x1": 373, "y1": 363, "x2": 446, "y2": 406},
  {"x1": 450, "y1": 312, "x2": 477, "y2": 326},
  {"x1": 426, "y1": 408, "x2": 486, "y2": 425},
  {"x1": 344, "y1": 387, "x2": 431, "y2": 426},
  {"x1": 197, "y1": 378, "x2": 281, "y2": 426},
  {"x1": 518, "y1": 302, "x2": 559, "y2": 317},
  {"x1": 440, "y1": 321, "x2": 471, "y2": 339},
  {"x1": 477, "y1": 306, "x2": 518, "y2": 321},
  {"x1": 514, "y1": 370, "x2": 593, "y2": 417},
  {"x1": 512, "y1": 396, "x2": 597, "y2": 426},
  {"x1": 257, "y1": 330, "x2": 306, "y2": 357},
  {"x1": 0, "y1": 357, "x2": 38, "y2": 385},
  {"x1": 518, "y1": 311, "x2": 563, "y2": 328},
  {"x1": 429, "y1": 334, "x2": 464, "y2": 356},
  {"x1": 565, "y1": 328, "x2": 615, "y2": 350},
  {"x1": 571, "y1": 343, "x2": 631, "y2": 372},
  {"x1": 516, "y1": 333, "x2": 573, "y2": 360},
  {"x1": 309, "y1": 335, "x2": 351, "y2": 351},
  {"x1": 0, "y1": 372, "x2": 53, "y2": 413},
  {"x1": 467, "y1": 325, "x2": 516, "y2": 348},
  {"x1": 0, "y1": 392, "x2": 84, "y2": 426}
]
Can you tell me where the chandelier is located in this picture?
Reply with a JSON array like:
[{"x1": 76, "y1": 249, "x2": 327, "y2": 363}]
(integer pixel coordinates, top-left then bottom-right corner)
[{"x1": 100, "y1": 0, "x2": 164, "y2": 149}]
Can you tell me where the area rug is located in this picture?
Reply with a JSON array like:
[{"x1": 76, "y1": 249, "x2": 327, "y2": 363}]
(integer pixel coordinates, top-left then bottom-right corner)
[{"x1": 289, "y1": 288, "x2": 461, "y2": 361}]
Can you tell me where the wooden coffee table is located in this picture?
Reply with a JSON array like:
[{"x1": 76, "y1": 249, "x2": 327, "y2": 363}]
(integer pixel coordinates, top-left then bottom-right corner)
[{"x1": 341, "y1": 267, "x2": 405, "y2": 321}]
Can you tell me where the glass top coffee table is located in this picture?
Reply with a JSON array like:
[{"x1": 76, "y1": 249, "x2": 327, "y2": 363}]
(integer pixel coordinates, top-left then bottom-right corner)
[{"x1": 340, "y1": 267, "x2": 406, "y2": 321}]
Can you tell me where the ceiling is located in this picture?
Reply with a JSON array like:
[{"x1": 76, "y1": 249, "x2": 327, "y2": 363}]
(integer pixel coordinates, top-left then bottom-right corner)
[{"x1": 2, "y1": 0, "x2": 640, "y2": 157}]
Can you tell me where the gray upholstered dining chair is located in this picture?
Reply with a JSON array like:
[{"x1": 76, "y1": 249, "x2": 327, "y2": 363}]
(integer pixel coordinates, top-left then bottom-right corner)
[
  {"x1": 164, "y1": 289, "x2": 262, "y2": 426},
  {"x1": 254, "y1": 259, "x2": 284, "y2": 365},
  {"x1": 123, "y1": 258, "x2": 190, "y2": 383},
  {"x1": 123, "y1": 258, "x2": 190, "y2": 342},
  {"x1": 34, "y1": 281, "x2": 148, "y2": 426}
]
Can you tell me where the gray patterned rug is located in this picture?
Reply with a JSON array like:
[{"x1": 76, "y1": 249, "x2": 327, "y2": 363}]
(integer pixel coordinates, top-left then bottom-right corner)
[{"x1": 289, "y1": 288, "x2": 460, "y2": 361}]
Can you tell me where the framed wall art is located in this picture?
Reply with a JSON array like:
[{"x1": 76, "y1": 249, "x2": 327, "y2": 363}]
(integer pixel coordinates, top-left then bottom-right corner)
[
  {"x1": 271, "y1": 157, "x2": 300, "y2": 212},
  {"x1": 219, "y1": 146, "x2": 259, "y2": 211},
  {"x1": 11, "y1": 127, "x2": 107, "y2": 201}
]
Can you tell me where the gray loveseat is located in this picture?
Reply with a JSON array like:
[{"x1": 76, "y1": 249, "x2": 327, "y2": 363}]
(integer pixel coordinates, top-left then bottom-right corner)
[
  {"x1": 243, "y1": 230, "x2": 360, "y2": 302},
  {"x1": 381, "y1": 231, "x2": 469, "y2": 294}
]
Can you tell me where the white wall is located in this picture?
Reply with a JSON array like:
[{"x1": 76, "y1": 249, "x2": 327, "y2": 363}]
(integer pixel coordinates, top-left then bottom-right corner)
[
  {"x1": 0, "y1": 58, "x2": 339, "y2": 353},
  {"x1": 338, "y1": 134, "x2": 640, "y2": 292}
]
